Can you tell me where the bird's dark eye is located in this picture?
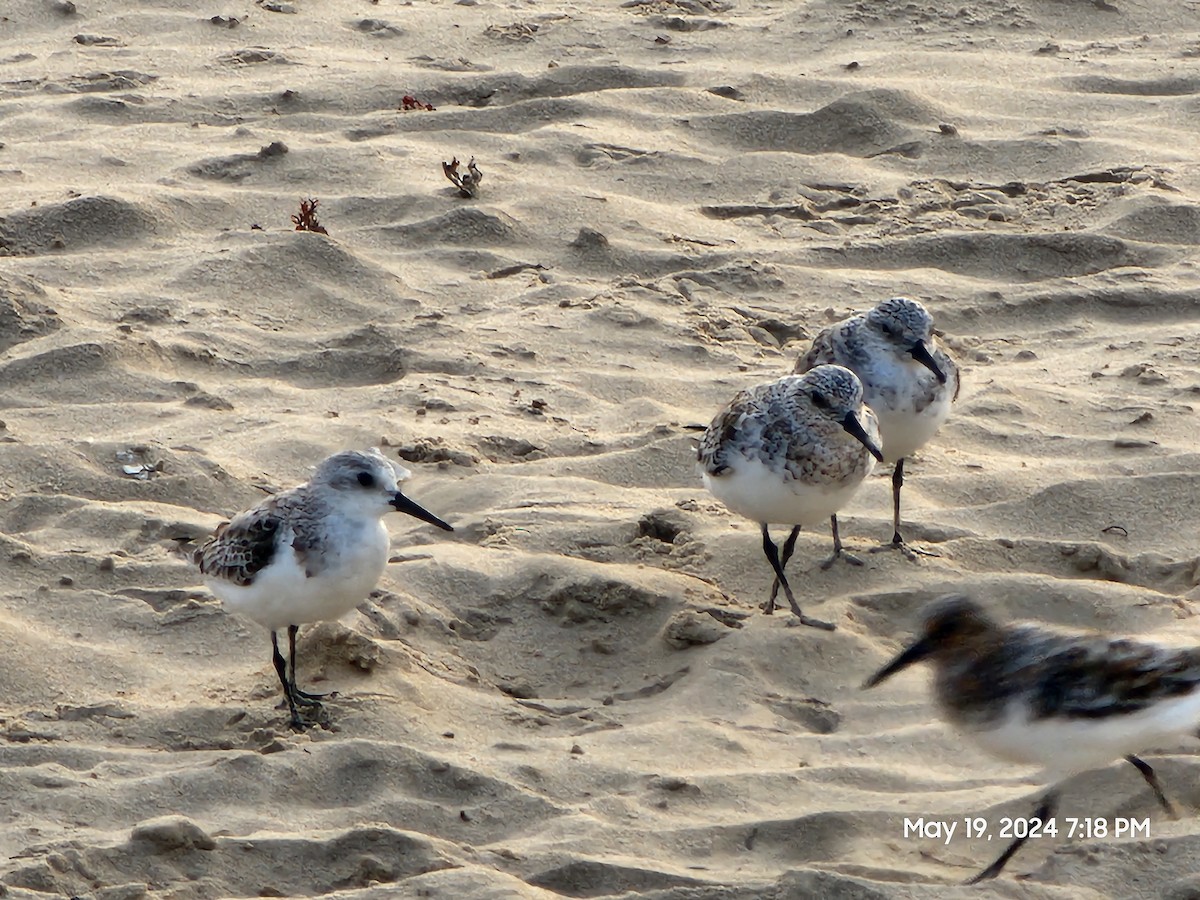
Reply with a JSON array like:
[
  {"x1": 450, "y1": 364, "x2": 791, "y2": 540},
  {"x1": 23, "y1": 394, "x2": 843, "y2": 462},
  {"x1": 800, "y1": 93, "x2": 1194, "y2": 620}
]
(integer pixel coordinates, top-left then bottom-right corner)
[
  {"x1": 880, "y1": 322, "x2": 898, "y2": 337},
  {"x1": 811, "y1": 390, "x2": 828, "y2": 408},
  {"x1": 357, "y1": 471, "x2": 376, "y2": 488}
]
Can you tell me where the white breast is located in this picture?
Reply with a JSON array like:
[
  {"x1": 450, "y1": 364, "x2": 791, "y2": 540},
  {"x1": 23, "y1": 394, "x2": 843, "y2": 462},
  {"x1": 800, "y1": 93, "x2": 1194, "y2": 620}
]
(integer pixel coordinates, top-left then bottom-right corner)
[
  {"x1": 702, "y1": 456, "x2": 874, "y2": 527},
  {"x1": 861, "y1": 357, "x2": 956, "y2": 462},
  {"x1": 965, "y1": 691, "x2": 1200, "y2": 781},
  {"x1": 873, "y1": 394, "x2": 954, "y2": 462},
  {"x1": 210, "y1": 519, "x2": 390, "y2": 631}
]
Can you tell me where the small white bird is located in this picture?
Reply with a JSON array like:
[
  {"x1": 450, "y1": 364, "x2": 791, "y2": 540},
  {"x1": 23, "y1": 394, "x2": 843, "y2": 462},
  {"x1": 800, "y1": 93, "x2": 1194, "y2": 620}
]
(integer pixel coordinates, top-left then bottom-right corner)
[
  {"x1": 795, "y1": 296, "x2": 959, "y2": 561},
  {"x1": 195, "y1": 448, "x2": 453, "y2": 729},
  {"x1": 698, "y1": 365, "x2": 883, "y2": 629},
  {"x1": 865, "y1": 595, "x2": 1196, "y2": 882}
]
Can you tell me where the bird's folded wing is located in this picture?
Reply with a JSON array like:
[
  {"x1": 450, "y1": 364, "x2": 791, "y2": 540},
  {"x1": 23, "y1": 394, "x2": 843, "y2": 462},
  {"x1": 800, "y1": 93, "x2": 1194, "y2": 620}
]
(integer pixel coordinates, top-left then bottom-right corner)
[
  {"x1": 195, "y1": 504, "x2": 286, "y2": 586},
  {"x1": 1028, "y1": 633, "x2": 1200, "y2": 719}
]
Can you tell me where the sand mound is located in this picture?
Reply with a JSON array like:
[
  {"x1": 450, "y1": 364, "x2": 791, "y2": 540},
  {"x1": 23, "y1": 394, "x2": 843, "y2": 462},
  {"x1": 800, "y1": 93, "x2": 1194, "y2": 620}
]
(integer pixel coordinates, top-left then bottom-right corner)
[
  {"x1": 0, "y1": 196, "x2": 158, "y2": 255},
  {"x1": 0, "y1": 273, "x2": 60, "y2": 353},
  {"x1": 1102, "y1": 198, "x2": 1200, "y2": 245},
  {"x1": 169, "y1": 233, "x2": 416, "y2": 319},
  {"x1": 803, "y1": 232, "x2": 1163, "y2": 281},
  {"x1": 1068, "y1": 74, "x2": 1200, "y2": 97},
  {"x1": 691, "y1": 91, "x2": 940, "y2": 157},
  {"x1": 382, "y1": 207, "x2": 526, "y2": 247}
]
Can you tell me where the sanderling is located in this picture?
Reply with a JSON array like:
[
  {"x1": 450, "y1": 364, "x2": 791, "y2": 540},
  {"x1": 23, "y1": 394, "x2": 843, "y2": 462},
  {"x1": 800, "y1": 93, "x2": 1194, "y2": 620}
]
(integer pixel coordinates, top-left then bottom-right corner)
[
  {"x1": 195, "y1": 448, "x2": 453, "y2": 729},
  {"x1": 795, "y1": 296, "x2": 959, "y2": 561},
  {"x1": 698, "y1": 365, "x2": 884, "y2": 629},
  {"x1": 865, "y1": 595, "x2": 1195, "y2": 883}
]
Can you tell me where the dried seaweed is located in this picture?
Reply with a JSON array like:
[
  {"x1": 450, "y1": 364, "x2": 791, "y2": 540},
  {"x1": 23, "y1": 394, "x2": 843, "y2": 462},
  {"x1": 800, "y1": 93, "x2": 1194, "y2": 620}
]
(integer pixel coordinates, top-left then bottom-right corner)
[
  {"x1": 400, "y1": 94, "x2": 435, "y2": 111},
  {"x1": 291, "y1": 198, "x2": 328, "y2": 234},
  {"x1": 442, "y1": 157, "x2": 483, "y2": 199}
]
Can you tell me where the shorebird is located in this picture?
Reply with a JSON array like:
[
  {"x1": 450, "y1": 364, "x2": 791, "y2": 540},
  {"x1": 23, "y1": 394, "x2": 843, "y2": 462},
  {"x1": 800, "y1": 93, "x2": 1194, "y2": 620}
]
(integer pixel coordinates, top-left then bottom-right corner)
[
  {"x1": 795, "y1": 296, "x2": 959, "y2": 561},
  {"x1": 865, "y1": 595, "x2": 1195, "y2": 883},
  {"x1": 195, "y1": 448, "x2": 453, "y2": 729},
  {"x1": 698, "y1": 365, "x2": 884, "y2": 629}
]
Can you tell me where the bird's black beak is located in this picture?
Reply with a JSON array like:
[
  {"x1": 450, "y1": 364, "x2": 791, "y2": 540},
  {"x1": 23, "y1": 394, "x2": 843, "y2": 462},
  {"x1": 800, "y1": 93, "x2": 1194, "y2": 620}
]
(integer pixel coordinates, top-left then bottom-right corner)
[
  {"x1": 862, "y1": 637, "x2": 933, "y2": 689},
  {"x1": 391, "y1": 491, "x2": 454, "y2": 532},
  {"x1": 909, "y1": 340, "x2": 947, "y2": 384},
  {"x1": 840, "y1": 413, "x2": 885, "y2": 462}
]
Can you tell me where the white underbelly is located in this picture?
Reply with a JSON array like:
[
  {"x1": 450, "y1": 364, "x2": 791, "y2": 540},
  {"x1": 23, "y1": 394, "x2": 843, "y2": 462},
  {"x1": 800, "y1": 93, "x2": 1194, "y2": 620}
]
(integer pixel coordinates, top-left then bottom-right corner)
[
  {"x1": 874, "y1": 397, "x2": 952, "y2": 462},
  {"x1": 703, "y1": 457, "x2": 872, "y2": 527},
  {"x1": 965, "y1": 692, "x2": 1200, "y2": 780},
  {"x1": 209, "y1": 523, "x2": 390, "y2": 631}
]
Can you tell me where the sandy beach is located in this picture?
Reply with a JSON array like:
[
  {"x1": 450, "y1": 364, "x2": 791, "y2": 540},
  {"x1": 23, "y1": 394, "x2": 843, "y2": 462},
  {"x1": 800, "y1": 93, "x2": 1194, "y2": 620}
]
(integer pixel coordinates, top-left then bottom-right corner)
[{"x1": 3, "y1": 0, "x2": 1200, "y2": 896}]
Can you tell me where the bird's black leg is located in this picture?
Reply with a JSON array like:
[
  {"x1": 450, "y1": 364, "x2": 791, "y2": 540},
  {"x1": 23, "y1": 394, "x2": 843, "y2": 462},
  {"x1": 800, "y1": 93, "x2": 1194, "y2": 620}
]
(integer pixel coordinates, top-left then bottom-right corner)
[
  {"x1": 780, "y1": 525, "x2": 800, "y2": 568},
  {"x1": 1126, "y1": 754, "x2": 1176, "y2": 817},
  {"x1": 761, "y1": 524, "x2": 779, "y2": 616},
  {"x1": 288, "y1": 624, "x2": 329, "y2": 705},
  {"x1": 761, "y1": 523, "x2": 835, "y2": 631},
  {"x1": 890, "y1": 457, "x2": 905, "y2": 546},
  {"x1": 967, "y1": 790, "x2": 1058, "y2": 884},
  {"x1": 820, "y1": 514, "x2": 865, "y2": 569},
  {"x1": 767, "y1": 526, "x2": 801, "y2": 610},
  {"x1": 870, "y1": 459, "x2": 937, "y2": 560},
  {"x1": 271, "y1": 630, "x2": 304, "y2": 730}
]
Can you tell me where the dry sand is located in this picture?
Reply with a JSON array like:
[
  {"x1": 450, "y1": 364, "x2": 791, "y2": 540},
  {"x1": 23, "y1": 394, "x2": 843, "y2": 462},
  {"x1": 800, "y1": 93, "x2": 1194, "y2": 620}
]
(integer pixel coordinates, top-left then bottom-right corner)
[{"x1": 3, "y1": 0, "x2": 1200, "y2": 896}]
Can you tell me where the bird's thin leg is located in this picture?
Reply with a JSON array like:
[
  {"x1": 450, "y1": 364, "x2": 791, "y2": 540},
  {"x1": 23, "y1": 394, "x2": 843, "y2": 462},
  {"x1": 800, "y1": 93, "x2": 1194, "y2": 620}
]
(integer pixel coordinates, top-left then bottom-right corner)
[
  {"x1": 870, "y1": 459, "x2": 938, "y2": 560},
  {"x1": 288, "y1": 624, "x2": 329, "y2": 705},
  {"x1": 780, "y1": 525, "x2": 800, "y2": 568},
  {"x1": 820, "y1": 514, "x2": 865, "y2": 569},
  {"x1": 271, "y1": 630, "x2": 305, "y2": 730},
  {"x1": 761, "y1": 524, "x2": 835, "y2": 631},
  {"x1": 761, "y1": 525, "x2": 779, "y2": 616},
  {"x1": 890, "y1": 457, "x2": 904, "y2": 545},
  {"x1": 767, "y1": 526, "x2": 801, "y2": 608},
  {"x1": 967, "y1": 790, "x2": 1058, "y2": 884},
  {"x1": 1126, "y1": 754, "x2": 1176, "y2": 817}
]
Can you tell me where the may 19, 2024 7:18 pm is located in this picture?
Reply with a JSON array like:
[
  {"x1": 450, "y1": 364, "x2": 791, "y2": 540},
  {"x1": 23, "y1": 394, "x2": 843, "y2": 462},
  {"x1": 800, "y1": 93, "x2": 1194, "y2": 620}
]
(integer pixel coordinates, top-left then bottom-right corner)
[{"x1": 903, "y1": 816, "x2": 1151, "y2": 845}]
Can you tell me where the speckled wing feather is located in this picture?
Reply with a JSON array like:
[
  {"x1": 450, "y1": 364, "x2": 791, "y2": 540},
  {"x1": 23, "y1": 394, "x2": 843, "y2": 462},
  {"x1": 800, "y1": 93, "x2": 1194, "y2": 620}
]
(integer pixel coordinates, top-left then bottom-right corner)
[
  {"x1": 697, "y1": 392, "x2": 751, "y2": 476},
  {"x1": 195, "y1": 503, "x2": 285, "y2": 587},
  {"x1": 944, "y1": 626, "x2": 1200, "y2": 725},
  {"x1": 698, "y1": 386, "x2": 790, "y2": 477},
  {"x1": 1024, "y1": 630, "x2": 1200, "y2": 720},
  {"x1": 195, "y1": 488, "x2": 329, "y2": 585},
  {"x1": 794, "y1": 323, "x2": 840, "y2": 374},
  {"x1": 698, "y1": 379, "x2": 871, "y2": 486}
]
